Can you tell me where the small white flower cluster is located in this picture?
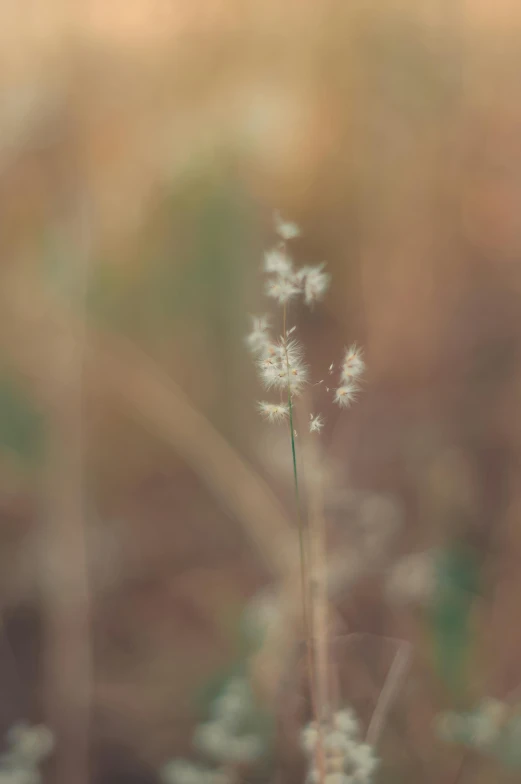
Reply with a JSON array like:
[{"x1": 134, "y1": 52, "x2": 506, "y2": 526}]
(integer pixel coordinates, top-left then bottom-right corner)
[
  {"x1": 161, "y1": 677, "x2": 264, "y2": 784},
  {"x1": 246, "y1": 213, "x2": 365, "y2": 432},
  {"x1": 437, "y1": 700, "x2": 521, "y2": 770},
  {"x1": 436, "y1": 698, "x2": 521, "y2": 770},
  {"x1": 252, "y1": 328, "x2": 309, "y2": 414},
  {"x1": 333, "y1": 345, "x2": 365, "y2": 409},
  {"x1": 436, "y1": 698, "x2": 510, "y2": 751},
  {"x1": 301, "y1": 708, "x2": 378, "y2": 784},
  {"x1": 264, "y1": 213, "x2": 329, "y2": 308},
  {"x1": 0, "y1": 723, "x2": 54, "y2": 784}
]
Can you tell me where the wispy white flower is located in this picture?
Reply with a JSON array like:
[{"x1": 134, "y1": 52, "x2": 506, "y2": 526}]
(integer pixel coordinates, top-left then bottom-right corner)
[
  {"x1": 257, "y1": 337, "x2": 309, "y2": 396},
  {"x1": 287, "y1": 363, "x2": 309, "y2": 395},
  {"x1": 258, "y1": 340, "x2": 284, "y2": 363},
  {"x1": 257, "y1": 361, "x2": 283, "y2": 389},
  {"x1": 265, "y1": 276, "x2": 300, "y2": 305},
  {"x1": 274, "y1": 211, "x2": 301, "y2": 240},
  {"x1": 257, "y1": 402, "x2": 289, "y2": 422},
  {"x1": 341, "y1": 344, "x2": 365, "y2": 382},
  {"x1": 245, "y1": 314, "x2": 271, "y2": 354},
  {"x1": 310, "y1": 414, "x2": 325, "y2": 433},
  {"x1": 261, "y1": 362, "x2": 308, "y2": 396},
  {"x1": 334, "y1": 383, "x2": 359, "y2": 408},
  {"x1": 283, "y1": 337, "x2": 305, "y2": 366},
  {"x1": 264, "y1": 247, "x2": 294, "y2": 277},
  {"x1": 299, "y1": 264, "x2": 330, "y2": 306}
]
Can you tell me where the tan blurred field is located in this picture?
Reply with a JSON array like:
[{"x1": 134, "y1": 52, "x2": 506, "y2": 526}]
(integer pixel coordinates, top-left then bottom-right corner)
[{"x1": 1, "y1": 2, "x2": 521, "y2": 783}]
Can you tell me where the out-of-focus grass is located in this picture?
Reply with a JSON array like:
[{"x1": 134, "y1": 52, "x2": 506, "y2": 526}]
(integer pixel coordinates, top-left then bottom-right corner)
[{"x1": 0, "y1": 2, "x2": 521, "y2": 782}]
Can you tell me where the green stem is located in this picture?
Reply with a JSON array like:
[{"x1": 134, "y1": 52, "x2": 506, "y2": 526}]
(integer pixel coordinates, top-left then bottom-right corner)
[{"x1": 287, "y1": 391, "x2": 308, "y2": 633}]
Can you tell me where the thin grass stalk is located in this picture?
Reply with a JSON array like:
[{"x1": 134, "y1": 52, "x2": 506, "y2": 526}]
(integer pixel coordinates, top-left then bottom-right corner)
[
  {"x1": 282, "y1": 304, "x2": 325, "y2": 783},
  {"x1": 304, "y1": 426, "x2": 331, "y2": 726},
  {"x1": 366, "y1": 639, "x2": 412, "y2": 746}
]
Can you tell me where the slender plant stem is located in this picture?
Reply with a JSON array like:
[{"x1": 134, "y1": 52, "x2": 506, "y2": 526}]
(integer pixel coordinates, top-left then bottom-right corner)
[
  {"x1": 303, "y1": 415, "x2": 330, "y2": 727},
  {"x1": 366, "y1": 640, "x2": 411, "y2": 745},
  {"x1": 282, "y1": 304, "x2": 308, "y2": 637},
  {"x1": 282, "y1": 302, "x2": 325, "y2": 782}
]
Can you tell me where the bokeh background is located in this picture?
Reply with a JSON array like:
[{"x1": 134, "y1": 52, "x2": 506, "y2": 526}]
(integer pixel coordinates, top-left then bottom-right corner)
[{"x1": 2, "y1": 1, "x2": 521, "y2": 782}]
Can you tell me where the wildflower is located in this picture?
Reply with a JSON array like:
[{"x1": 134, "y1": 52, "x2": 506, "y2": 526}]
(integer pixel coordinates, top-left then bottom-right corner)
[
  {"x1": 261, "y1": 364, "x2": 308, "y2": 397},
  {"x1": 274, "y1": 211, "x2": 300, "y2": 240},
  {"x1": 245, "y1": 315, "x2": 270, "y2": 354},
  {"x1": 283, "y1": 337, "x2": 305, "y2": 366},
  {"x1": 257, "y1": 339, "x2": 309, "y2": 396},
  {"x1": 265, "y1": 276, "x2": 300, "y2": 305},
  {"x1": 299, "y1": 264, "x2": 331, "y2": 307},
  {"x1": 309, "y1": 414, "x2": 325, "y2": 433},
  {"x1": 341, "y1": 344, "x2": 365, "y2": 382},
  {"x1": 257, "y1": 361, "x2": 283, "y2": 389},
  {"x1": 334, "y1": 383, "x2": 359, "y2": 408},
  {"x1": 258, "y1": 340, "x2": 283, "y2": 362},
  {"x1": 264, "y1": 247, "x2": 294, "y2": 277},
  {"x1": 257, "y1": 402, "x2": 289, "y2": 422}
]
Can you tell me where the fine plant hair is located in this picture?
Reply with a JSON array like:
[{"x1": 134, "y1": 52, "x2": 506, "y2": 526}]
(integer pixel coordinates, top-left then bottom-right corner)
[{"x1": 246, "y1": 212, "x2": 366, "y2": 782}]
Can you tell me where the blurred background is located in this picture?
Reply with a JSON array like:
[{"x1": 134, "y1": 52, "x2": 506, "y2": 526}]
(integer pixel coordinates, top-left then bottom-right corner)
[{"x1": 1, "y1": 1, "x2": 521, "y2": 782}]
